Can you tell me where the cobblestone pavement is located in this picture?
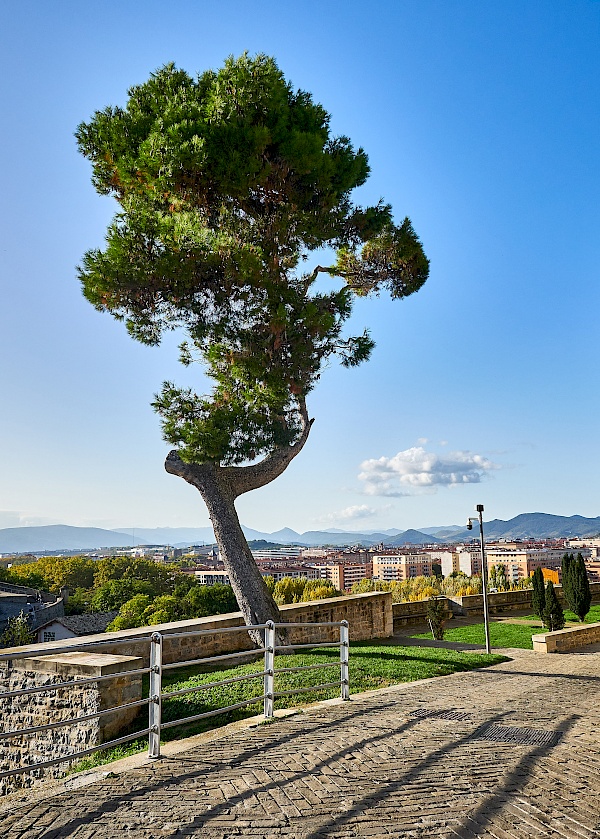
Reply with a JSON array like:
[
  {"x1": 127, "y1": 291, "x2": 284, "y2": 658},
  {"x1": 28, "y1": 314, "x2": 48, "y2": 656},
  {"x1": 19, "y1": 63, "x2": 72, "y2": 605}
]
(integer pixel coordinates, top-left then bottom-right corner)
[{"x1": 3, "y1": 647, "x2": 600, "y2": 838}]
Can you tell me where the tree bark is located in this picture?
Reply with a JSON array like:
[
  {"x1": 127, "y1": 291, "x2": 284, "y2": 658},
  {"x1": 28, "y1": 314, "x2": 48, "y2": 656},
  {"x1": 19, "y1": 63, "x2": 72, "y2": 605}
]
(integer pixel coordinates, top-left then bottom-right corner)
[{"x1": 165, "y1": 404, "x2": 313, "y2": 646}]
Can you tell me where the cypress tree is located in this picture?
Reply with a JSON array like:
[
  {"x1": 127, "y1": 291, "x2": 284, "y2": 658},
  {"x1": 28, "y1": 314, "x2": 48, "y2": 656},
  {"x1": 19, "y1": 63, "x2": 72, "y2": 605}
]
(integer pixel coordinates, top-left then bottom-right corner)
[
  {"x1": 561, "y1": 552, "x2": 574, "y2": 609},
  {"x1": 570, "y1": 553, "x2": 591, "y2": 622},
  {"x1": 531, "y1": 567, "x2": 546, "y2": 622},
  {"x1": 544, "y1": 581, "x2": 565, "y2": 632}
]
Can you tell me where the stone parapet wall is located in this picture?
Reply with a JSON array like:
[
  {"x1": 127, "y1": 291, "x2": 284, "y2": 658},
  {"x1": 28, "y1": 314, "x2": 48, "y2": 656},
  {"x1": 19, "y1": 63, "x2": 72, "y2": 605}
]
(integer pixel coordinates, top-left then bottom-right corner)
[
  {"x1": 532, "y1": 622, "x2": 600, "y2": 653},
  {"x1": 4, "y1": 592, "x2": 393, "y2": 667},
  {"x1": 392, "y1": 599, "x2": 452, "y2": 629},
  {"x1": 0, "y1": 652, "x2": 142, "y2": 794},
  {"x1": 31, "y1": 598, "x2": 65, "y2": 628},
  {"x1": 448, "y1": 583, "x2": 600, "y2": 617},
  {"x1": 0, "y1": 592, "x2": 392, "y2": 792}
]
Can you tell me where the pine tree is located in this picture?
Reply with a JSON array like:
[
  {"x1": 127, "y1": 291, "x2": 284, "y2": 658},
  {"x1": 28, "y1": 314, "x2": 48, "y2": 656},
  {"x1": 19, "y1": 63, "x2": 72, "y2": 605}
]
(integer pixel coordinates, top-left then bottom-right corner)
[
  {"x1": 570, "y1": 553, "x2": 591, "y2": 622},
  {"x1": 76, "y1": 55, "x2": 429, "y2": 635},
  {"x1": 544, "y1": 581, "x2": 565, "y2": 632},
  {"x1": 531, "y1": 567, "x2": 546, "y2": 622}
]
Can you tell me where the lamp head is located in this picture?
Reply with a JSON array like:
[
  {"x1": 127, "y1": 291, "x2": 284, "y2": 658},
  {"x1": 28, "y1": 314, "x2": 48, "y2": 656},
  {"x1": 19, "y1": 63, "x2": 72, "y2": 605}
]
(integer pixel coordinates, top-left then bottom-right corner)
[{"x1": 466, "y1": 520, "x2": 473, "y2": 531}]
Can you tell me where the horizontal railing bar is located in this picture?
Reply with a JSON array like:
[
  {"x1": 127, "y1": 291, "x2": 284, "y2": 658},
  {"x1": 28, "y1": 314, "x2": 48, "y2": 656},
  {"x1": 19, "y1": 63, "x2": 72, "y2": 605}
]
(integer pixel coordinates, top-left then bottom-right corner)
[
  {"x1": 160, "y1": 696, "x2": 262, "y2": 730},
  {"x1": 0, "y1": 635, "x2": 153, "y2": 662},
  {"x1": 273, "y1": 681, "x2": 342, "y2": 699},
  {"x1": 163, "y1": 624, "x2": 268, "y2": 640},
  {"x1": 0, "y1": 728, "x2": 152, "y2": 780},
  {"x1": 274, "y1": 662, "x2": 337, "y2": 675},
  {"x1": 162, "y1": 648, "x2": 261, "y2": 670},
  {"x1": 275, "y1": 622, "x2": 346, "y2": 629},
  {"x1": 0, "y1": 667, "x2": 151, "y2": 700},
  {"x1": 163, "y1": 670, "x2": 267, "y2": 699},
  {"x1": 273, "y1": 642, "x2": 341, "y2": 651},
  {"x1": 0, "y1": 697, "x2": 151, "y2": 740}
]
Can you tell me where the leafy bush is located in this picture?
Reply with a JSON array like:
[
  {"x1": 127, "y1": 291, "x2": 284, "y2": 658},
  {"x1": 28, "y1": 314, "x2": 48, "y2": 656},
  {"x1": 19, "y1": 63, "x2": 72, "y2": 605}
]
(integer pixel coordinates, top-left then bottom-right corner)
[{"x1": 0, "y1": 612, "x2": 34, "y2": 648}]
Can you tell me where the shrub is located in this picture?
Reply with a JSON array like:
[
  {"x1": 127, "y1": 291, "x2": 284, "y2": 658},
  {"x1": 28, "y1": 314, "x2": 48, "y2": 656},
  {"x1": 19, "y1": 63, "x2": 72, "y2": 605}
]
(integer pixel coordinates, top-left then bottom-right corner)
[
  {"x1": 544, "y1": 581, "x2": 565, "y2": 632},
  {"x1": 426, "y1": 598, "x2": 446, "y2": 640}
]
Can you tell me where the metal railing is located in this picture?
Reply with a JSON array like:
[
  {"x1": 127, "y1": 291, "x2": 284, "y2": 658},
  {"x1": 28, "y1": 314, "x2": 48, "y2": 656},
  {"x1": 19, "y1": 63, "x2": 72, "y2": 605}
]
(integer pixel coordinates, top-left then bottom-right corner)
[{"x1": 0, "y1": 619, "x2": 349, "y2": 779}]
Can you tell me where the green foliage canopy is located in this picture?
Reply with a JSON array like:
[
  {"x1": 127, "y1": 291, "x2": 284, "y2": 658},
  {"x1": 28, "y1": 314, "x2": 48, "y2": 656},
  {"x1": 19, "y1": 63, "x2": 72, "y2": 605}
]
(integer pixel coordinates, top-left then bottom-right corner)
[
  {"x1": 76, "y1": 54, "x2": 429, "y2": 466},
  {"x1": 531, "y1": 567, "x2": 546, "y2": 621},
  {"x1": 563, "y1": 552, "x2": 591, "y2": 622},
  {"x1": 543, "y1": 580, "x2": 565, "y2": 632},
  {"x1": 0, "y1": 612, "x2": 35, "y2": 649}
]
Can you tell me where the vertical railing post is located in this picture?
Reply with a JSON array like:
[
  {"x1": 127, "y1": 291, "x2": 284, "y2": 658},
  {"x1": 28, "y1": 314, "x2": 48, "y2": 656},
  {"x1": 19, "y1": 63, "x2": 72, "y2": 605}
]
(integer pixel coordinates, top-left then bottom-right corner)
[
  {"x1": 148, "y1": 631, "x2": 162, "y2": 758},
  {"x1": 340, "y1": 620, "x2": 350, "y2": 701},
  {"x1": 263, "y1": 621, "x2": 275, "y2": 719}
]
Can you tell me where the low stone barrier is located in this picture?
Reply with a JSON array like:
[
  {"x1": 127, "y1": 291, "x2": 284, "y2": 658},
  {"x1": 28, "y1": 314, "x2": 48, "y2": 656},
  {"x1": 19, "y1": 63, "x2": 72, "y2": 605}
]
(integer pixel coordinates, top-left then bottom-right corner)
[
  {"x1": 3, "y1": 591, "x2": 393, "y2": 668},
  {"x1": 392, "y1": 599, "x2": 453, "y2": 629},
  {"x1": 532, "y1": 622, "x2": 600, "y2": 653},
  {"x1": 0, "y1": 592, "x2": 392, "y2": 791},
  {"x1": 448, "y1": 583, "x2": 600, "y2": 618},
  {"x1": 0, "y1": 652, "x2": 142, "y2": 794}
]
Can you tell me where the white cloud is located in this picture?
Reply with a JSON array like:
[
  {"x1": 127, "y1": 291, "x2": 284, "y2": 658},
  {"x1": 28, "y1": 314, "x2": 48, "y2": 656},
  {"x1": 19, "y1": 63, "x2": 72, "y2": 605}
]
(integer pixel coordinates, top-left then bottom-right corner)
[
  {"x1": 0, "y1": 511, "x2": 59, "y2": 528},
  {"x1": 320, "y1": 504, "x2": 377, "y2": 523},
  {"x1": 358, "y1": 447, "x2": 499, "y2": 497},
  {"x1": 417, "y1": 437, "x2": 428, "y2": 444}
]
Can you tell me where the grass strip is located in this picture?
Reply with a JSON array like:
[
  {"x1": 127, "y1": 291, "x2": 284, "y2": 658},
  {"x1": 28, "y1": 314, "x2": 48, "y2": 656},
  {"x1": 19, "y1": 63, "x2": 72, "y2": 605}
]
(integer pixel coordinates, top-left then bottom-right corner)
[
  {"x1": 411, "y1": 622, "x2": 544, "y2": 649},
  {"x1": 520, "y1": 604, "x2": 600, "y2": 624},
  {"x1": 70, "y1": 641, "x2": 507, "y2": 772}
]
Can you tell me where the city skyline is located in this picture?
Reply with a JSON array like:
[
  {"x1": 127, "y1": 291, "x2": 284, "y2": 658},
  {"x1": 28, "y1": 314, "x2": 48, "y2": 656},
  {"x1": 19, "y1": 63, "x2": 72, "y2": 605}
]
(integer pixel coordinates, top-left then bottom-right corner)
[{"x1": 1, "y1": 1, "x2": 598, "y2": 533}]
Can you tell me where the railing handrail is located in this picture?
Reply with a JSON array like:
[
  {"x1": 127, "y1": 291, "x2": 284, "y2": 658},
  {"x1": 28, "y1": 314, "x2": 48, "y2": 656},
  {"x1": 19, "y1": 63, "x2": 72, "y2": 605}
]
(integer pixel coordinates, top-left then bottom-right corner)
[
  {"x1": 0, "y1": 633, "x2": 155, "y2": 662},
  {"x1": 0, "y1": 618, "x2": 350, "y2": 784}
]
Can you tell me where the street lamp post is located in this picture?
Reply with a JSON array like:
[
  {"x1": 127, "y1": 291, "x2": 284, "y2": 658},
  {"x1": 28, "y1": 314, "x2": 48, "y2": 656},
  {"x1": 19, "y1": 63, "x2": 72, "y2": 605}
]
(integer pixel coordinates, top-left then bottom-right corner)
[{"x1": 467, "y1": 504, "x2": 491, "y2": 655}]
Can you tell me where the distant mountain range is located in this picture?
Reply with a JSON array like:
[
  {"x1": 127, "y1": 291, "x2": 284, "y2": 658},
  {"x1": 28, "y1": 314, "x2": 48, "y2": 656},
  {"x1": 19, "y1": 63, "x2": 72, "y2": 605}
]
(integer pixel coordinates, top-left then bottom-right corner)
[
  {"x1": 0, "y1": 525, "x2": 145, "y2": 553},
  {"x1": 0, "y1": 513, "x2": 598, "y2": 554}
]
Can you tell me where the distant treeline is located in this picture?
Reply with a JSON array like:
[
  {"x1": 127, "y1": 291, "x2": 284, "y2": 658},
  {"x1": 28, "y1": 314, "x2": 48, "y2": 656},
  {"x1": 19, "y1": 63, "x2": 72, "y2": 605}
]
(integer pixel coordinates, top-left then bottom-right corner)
[{"x1": 0, "y1": 555, "x2": 339, "y2": 630}]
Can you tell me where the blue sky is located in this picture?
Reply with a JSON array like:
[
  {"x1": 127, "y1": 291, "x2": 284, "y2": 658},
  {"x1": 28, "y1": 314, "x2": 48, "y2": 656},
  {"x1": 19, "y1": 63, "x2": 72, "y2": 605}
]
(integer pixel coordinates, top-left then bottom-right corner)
[{"x1": 0, "y1": 0, "x2": 598, "y2": 534}]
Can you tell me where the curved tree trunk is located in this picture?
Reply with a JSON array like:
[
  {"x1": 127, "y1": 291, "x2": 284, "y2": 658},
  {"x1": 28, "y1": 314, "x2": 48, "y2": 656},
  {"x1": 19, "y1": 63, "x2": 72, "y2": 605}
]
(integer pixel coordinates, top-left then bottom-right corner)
[{"x1": 164, "y1": 404, "x2": 313, "y2": 647}]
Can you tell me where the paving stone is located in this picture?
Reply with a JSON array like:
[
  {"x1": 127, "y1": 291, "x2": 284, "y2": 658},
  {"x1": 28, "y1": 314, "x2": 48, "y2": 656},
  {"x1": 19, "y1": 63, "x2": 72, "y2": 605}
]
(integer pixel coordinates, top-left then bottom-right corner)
[{"x1": 4, "y1": 649, "x2": 600, "y2": 837}]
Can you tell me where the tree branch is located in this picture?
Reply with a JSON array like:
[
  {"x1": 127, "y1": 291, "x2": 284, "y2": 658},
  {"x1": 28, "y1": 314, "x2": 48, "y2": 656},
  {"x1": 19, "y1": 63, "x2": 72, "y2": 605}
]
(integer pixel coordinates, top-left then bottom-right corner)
[
  {"x1": 302, "y1": 264, "x2": 344, "y2": 291},
  {"x1": 223, "y1": 400, "x2": 314, "y2": 497},
  {"x1": 165, "y1": 400, "x2": 314, "y2": 499}
]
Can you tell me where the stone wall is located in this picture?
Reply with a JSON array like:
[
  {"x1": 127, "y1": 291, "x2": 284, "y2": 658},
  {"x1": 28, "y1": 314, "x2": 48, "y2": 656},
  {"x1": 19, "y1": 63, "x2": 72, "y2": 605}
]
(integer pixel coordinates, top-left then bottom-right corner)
[
  {"x1": 0, "y1": 652, "x2": 142, "y2": 795},
  {"x1": 4, "y1": 592, "x2": 393, "y2": 667},
  {"x1": 31, "y1": 598, "x2": 65, "y2": 628},
  {"x1": 0, "y1": 592, "x2": 392, "y2": 792},
  {"x1": 532, "y1": 622, "x2": 600, "y2": 653},
  {"x1": 447, "y1": 583, "x2": 600, "y2": 618},
  {"x1": 392, "y1": 599, "x2": 453, "y2": 629},
  {"x1": 0, "y1": 592, "x2": 64, "y2": 632}
]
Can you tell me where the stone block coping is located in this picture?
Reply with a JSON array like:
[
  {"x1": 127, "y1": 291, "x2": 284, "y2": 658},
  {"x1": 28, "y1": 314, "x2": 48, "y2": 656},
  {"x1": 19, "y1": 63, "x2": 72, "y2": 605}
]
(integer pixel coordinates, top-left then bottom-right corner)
[{"x1": 532, "y1": 620, "x2": 600, "y2": 653}]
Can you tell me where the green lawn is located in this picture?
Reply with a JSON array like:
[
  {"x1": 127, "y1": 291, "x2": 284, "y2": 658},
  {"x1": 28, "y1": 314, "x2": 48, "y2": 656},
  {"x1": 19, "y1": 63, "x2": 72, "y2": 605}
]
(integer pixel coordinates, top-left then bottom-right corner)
[
  {"x1": 411, "y1": 621, "x2": 544, "y2": 649},
  {"x1": 71, "y1": 642, "x2": 507, "y2": 772},
  {"x1": 521, "y1": 604, "x2": 600, "y2": 624}
]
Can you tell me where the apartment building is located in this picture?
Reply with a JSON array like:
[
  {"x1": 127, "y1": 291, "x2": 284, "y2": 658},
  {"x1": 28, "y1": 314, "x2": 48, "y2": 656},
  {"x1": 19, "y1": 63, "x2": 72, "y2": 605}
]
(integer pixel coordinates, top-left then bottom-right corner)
[
  {"x1": 258, "y1": 564, "x2": 321, "y2": 582},
  {"x1": 426, "y1": 550, "x2": 459, "y2": 577},
  {"x1": 371, "y1": 553, "x2": 432, "y2": 581},
  {"x1": 251, "y1": 546, "x2": 303, "y2": 560},
  {"x1": 193, "y1": 569, "x2": 231, "y2": 586},
  {"x1": 311, "y1": 561, "x2": 372, "y2": 591},
  {"x1": 476, "y1": 547, "x2": 591, "y2": 582}
]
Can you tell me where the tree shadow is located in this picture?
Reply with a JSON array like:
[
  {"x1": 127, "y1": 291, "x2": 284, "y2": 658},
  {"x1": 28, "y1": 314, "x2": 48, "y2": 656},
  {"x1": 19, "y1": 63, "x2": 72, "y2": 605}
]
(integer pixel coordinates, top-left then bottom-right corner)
[
  {"x1": 12, "y1": 675, "x2": 585, "y2": 839},
  {"x1": 24, "y1": 698, "x2": 400, "y2": 836},
  {"x1": 299, "y1": 713, "x2": 580, "y2": 839}
]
